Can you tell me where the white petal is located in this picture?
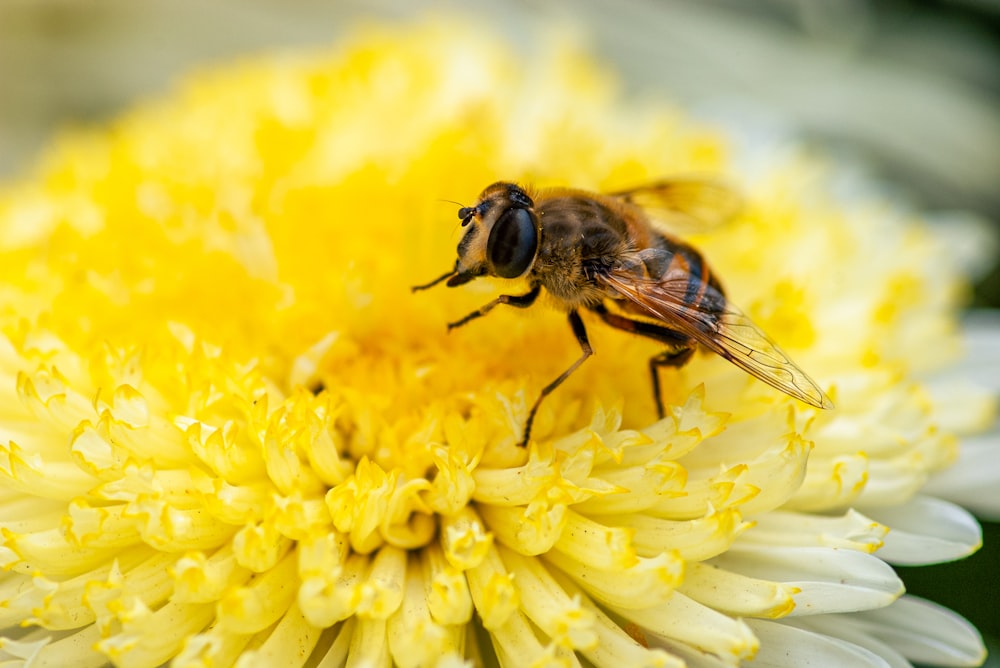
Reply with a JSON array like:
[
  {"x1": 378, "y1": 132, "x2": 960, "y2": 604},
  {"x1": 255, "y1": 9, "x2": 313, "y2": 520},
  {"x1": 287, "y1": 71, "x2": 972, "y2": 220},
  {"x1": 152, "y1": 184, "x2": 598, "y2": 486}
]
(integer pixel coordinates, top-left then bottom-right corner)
[
  {"x1": 605, "y1": 591, "x2": 758, "y2": 661},
  {"x1": 859, "y1": 495, "x2": 982, "y2": 565},
  {"x1": 923, "y1": 432, "x2": 1000, "y2": 520},
  {"x1": 645, "y1": 638, "x2": 733, "y2": 668},
  {"x1": 744, "y1": 619, "x2": 893, "y2": 668},
  {"x1": 743, "y1": 509, "x2": 887, "y2": 553},
  {"x1": 711, "y1": 546, "x2": 902, "y2": 615},
  {"x1": 830, "y1": 595, "x2": 986, "y2": 667},
  {"x1": 923, "y1": 380, "x2": 996, "y2": 435},
  {"x1": 955, "y1": 311, "x2": 1000, "y2": 393},
  {"x1": 927, "y1": 215, "x2": 999, "y2": 282},
  {"x1": 779, "y1": 616, "x2": 911, "y2": 668}
]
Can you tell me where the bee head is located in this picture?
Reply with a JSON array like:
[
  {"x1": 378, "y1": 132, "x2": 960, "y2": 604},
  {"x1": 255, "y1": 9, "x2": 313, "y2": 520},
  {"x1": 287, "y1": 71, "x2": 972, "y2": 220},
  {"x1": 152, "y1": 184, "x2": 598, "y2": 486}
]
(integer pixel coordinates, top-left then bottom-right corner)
[{"x1": 448, "y1": 182, "x2": 540, "y2": 286}]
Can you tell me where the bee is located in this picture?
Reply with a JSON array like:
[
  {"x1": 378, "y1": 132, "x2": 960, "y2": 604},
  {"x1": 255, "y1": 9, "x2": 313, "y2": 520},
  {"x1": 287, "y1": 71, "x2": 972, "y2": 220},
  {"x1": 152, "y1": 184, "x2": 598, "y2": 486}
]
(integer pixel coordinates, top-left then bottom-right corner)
[{"x1": 413, "y1": 179, "x2": 833, "y2": 446}]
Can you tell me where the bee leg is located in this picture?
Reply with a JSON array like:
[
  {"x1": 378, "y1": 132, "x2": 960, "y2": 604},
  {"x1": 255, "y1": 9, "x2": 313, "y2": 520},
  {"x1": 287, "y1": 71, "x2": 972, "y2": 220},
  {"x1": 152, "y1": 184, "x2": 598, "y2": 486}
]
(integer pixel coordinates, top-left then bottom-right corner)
[
  {"x1": 648, "y1": 345, "x2": 696, "y2": 419},
  {"x1": 588, "y1": 304, "x2": 693, "y2": 419},
  {"x1": 446, "y1": 284, "x2": 541, "y2": 331},
  {"x1": 521, "y1": 310, "x2": 593, "y2": 447}
]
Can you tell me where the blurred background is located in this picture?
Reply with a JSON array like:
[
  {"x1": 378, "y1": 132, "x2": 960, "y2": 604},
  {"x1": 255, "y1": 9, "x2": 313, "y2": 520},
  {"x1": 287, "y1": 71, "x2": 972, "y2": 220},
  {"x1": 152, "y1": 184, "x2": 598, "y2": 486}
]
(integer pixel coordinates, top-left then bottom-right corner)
[
  {"x1": 1, "y1": 0, "x2": 998, "y2": 661},
  {"x1": 2, "y1": 0, "x2": 999, "y2": 301}
]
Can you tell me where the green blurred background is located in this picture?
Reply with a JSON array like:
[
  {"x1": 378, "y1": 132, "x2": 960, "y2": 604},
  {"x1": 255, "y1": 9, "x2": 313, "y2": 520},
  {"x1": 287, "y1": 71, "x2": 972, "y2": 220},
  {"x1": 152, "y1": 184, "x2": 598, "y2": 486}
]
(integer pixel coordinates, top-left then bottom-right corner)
[{"x1": 1, "y1": 0, "x2": 998, "y2": 663}]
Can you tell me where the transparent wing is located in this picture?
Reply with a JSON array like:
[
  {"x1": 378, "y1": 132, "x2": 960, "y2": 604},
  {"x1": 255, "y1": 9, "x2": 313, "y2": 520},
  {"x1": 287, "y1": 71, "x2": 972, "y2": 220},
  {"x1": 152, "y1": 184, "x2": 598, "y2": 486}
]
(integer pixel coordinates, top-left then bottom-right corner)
[
  {"x1": 599, "y1": 267, "x2": 833, "y2": 410},
  {"x1": 606, "y1": 178, "x2": 743, "y2": 231}
]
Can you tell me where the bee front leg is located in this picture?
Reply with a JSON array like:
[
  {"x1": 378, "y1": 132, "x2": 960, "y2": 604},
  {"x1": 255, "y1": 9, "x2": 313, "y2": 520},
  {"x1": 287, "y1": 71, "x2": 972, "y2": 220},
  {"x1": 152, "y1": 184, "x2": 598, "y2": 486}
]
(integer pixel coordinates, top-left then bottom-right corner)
[
  {"x1": 521, "y1": 310, "x2": 593, "y2": 447},
  {"x1": 447, "y1": 284, "x2": 541, "y2": 331}
]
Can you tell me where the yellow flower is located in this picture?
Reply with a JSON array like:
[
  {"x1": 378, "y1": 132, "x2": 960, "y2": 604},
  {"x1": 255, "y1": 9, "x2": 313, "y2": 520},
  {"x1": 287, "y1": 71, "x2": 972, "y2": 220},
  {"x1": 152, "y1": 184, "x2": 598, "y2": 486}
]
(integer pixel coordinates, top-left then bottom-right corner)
[{"x1": 0, "y1": 21, "x2": 994, "y2": 668}]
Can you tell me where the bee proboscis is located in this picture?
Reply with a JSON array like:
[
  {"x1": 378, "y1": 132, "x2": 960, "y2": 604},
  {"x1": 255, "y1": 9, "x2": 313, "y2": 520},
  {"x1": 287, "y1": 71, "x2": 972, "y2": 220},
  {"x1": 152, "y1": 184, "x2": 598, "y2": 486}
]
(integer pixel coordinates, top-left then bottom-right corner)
[{"x1": 413, "y1": 179, "x2": 833, "y2": 446}]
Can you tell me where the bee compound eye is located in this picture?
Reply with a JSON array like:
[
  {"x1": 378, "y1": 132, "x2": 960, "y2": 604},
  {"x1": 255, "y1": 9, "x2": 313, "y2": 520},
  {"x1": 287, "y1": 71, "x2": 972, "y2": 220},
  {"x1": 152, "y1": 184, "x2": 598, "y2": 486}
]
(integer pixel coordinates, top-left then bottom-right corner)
[{"x1": 486, "y1": 207, "x2": 539, "y2": 279}]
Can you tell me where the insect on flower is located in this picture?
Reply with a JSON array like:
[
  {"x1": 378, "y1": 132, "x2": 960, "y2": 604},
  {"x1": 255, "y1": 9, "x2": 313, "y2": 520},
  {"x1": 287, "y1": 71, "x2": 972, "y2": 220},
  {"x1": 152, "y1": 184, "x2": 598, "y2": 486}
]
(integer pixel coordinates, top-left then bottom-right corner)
[{"x1": 414, "y1": 179, "x2": 834, "y2": 446}]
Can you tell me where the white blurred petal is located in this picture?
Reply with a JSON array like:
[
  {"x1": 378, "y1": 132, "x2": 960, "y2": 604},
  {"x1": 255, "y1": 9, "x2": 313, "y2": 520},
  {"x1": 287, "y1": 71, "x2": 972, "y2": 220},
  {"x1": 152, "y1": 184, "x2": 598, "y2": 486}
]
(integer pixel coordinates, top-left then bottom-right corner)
[
  {"x1": 924, "y1": 433, "x2": 1000, "y2": 520},
  {"x1": 926, "y1": 213, "x2": 999, "y2": 282},
  {"x1": 924, "y1": 380, "x2": 997, "y2": 436},
  {"x1": 949, "y1": 311, "x2": 1000, "y2": 393},
  {"x1": 921, "y1": 310, "x2": 1000, "y2": 518}
]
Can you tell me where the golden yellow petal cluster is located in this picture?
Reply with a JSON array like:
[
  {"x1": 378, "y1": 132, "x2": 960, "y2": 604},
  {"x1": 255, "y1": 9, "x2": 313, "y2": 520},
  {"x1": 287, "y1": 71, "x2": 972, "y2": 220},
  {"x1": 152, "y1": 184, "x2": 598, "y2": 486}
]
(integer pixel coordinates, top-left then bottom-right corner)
[{"x1": 0, "y1": 21, "x2": 991, "y2": 668}]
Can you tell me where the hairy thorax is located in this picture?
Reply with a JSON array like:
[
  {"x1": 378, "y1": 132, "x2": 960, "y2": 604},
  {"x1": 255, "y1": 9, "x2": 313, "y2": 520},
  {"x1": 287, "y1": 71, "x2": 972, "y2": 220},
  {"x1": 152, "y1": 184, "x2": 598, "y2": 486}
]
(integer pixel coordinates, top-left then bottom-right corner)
[{"x1": 531, "y1": 194, "x2": 633, "y2": 308}]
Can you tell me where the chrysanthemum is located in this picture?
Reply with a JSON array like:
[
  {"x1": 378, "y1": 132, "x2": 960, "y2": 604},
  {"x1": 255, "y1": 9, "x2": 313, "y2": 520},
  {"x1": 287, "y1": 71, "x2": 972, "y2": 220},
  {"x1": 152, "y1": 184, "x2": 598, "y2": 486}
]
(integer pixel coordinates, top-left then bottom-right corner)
[{"x1": 0, "y1": 21, "x2": 995, "y2": 668}]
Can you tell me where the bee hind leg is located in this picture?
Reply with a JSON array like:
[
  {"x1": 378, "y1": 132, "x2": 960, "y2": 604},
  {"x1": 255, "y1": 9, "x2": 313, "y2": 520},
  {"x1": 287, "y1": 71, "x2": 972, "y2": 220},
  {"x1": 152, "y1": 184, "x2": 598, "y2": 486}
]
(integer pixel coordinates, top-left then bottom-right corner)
[
  {"x1": 589, "y1": 303, "x2": 694, "y2": 419},
  {"x1": 648, "y1": 345, "x2": 696, "y2": 419}
]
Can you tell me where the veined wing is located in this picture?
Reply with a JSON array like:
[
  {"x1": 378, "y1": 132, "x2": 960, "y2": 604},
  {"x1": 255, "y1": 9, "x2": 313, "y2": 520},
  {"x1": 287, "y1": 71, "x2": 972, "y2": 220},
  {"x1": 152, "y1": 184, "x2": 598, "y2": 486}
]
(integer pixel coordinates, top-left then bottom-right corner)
[
  {"x1": 599, "y1": 267, "x2": 833, "y2": 410},
  {"x1": 607, "y1": 178, "x2": 743, "y2": 231}
]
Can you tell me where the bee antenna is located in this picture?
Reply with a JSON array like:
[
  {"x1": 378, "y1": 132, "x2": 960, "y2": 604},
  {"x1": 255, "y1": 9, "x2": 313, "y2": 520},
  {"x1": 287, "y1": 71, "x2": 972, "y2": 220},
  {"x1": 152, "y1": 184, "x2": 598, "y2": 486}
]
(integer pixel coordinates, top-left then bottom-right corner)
[{"x1": 438, "y1": 198, "x2": 476, "y2": 226}]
